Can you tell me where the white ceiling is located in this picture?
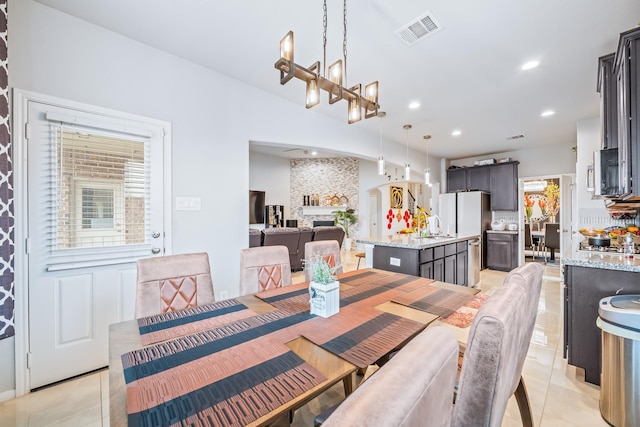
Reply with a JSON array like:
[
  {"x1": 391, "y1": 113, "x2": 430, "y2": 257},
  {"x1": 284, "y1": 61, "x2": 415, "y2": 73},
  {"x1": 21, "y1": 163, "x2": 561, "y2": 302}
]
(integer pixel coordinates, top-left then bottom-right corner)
[{"x1": 34, "y1": 0, "x2": 640, "y2": 159}]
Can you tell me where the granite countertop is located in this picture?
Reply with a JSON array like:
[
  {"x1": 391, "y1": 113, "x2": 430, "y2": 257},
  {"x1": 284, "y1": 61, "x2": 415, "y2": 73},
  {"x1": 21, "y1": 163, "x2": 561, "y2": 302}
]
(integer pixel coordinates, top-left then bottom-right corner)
[
  {"x1": 564, "y1": 251, "x2": 640, "y2": 273},
  {"x1": 486, "y1": 229, "x2": 519, "y2": 234},
  {"x1": 356, "y1": 234, "x2": 480, "y2": 250}
]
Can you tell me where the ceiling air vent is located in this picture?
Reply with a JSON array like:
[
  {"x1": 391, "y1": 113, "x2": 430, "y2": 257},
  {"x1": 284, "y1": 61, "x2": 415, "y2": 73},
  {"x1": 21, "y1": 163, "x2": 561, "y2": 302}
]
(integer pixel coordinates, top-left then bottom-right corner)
[
  {"x1": 507, "y1": 134, "x2": 525, "y2": 140},
  {"x1": 395, "y1": 11, "x2": 442, "y2": 46}
]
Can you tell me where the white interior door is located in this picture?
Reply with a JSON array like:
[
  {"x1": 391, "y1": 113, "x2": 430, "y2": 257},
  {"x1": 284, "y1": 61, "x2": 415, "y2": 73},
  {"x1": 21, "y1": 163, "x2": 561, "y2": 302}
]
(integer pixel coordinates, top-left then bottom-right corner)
[{"x1": 25, "y1": 99, "x2": 169, "y2": 389}]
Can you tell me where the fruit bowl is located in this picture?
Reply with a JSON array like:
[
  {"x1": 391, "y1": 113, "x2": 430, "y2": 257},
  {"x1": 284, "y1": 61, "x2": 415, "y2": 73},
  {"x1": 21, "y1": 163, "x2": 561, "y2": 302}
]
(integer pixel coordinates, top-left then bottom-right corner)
[{"x1": 578, "y1": 228, "x2": 602, "y2": 237}]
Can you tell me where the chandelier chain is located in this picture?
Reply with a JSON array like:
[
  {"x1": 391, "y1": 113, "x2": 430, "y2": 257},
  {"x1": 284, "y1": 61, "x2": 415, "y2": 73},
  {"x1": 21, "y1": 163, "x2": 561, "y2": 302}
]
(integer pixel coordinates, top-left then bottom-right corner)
[
  {"x1": 322, "y1": 0, "x2": 327, "y2": 77},
  {"x1": 343, "y1": 0, "x2": 348, "y2": 86}
]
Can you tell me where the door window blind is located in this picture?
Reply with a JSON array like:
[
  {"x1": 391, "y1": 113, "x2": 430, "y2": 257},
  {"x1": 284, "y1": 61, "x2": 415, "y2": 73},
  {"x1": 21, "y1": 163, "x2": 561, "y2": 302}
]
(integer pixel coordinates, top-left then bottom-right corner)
[{"x1": 52, "y1": 127, "x2": 150, "y2": 250}]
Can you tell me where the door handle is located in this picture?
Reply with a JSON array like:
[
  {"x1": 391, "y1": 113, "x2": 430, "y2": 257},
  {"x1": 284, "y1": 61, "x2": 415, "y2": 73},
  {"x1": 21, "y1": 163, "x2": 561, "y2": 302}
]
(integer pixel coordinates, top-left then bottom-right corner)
[
  {"x1": 152, "y1": 231, "x2": 161, "y2": 239},
  {"x1": 151, "y1": 247, "x2": 161, "y2": 254}
]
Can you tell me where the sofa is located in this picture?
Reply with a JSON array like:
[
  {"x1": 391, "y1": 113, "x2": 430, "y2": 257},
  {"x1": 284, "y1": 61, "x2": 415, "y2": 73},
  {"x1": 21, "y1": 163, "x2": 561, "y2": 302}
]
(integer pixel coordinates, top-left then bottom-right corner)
[{"x1": 249, "y1": 226, "x2": 345, "y2": 271}]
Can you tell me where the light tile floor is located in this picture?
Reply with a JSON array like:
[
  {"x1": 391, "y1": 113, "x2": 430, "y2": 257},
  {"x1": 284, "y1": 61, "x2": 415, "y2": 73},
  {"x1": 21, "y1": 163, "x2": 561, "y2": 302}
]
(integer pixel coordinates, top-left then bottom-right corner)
[{"x1": 0, "y1": 252, "x2": 606, "y2": 426}]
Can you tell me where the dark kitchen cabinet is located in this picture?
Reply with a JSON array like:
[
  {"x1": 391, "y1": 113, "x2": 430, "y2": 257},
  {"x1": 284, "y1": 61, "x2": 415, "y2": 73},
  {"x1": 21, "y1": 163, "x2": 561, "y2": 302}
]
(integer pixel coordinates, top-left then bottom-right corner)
[
  {"x1": 447, "y1": 162, "x2": 519, "y2": 211},
  {"x1": 447, "y1": 168, "x2": 467, "y2": 193},
  {"x1": 614, "y1": 27, "x2": 640, "y2": 198},
  {"x1": 467, "y1": 167, "x2": 491, "y2": 192},
  {"x1": 489, "y1": 162, "x2": 519, "y2": 211},
  {"x1": 598, "y1": 53, "x2": 618, "y2": 149},
  {"x1": 374, "y1": 241, "x2": 469, "y2": 286},
  {"x1": 563, "y1": 265, "x2": 640, "y2": 385},
  {"x1": 486, "y1": 232, "x2": 517, "y2": 272}
]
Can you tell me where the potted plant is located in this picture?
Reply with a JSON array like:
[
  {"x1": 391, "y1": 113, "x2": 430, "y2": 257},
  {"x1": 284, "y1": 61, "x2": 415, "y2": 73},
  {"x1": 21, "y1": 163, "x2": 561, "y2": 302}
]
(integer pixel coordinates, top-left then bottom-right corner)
[
  {"x1": 308, "y1": 257, "x2": 340, "y2": 317},
  {"x1": 333, "y1": 208, "x2": 357, "y2": 250}
]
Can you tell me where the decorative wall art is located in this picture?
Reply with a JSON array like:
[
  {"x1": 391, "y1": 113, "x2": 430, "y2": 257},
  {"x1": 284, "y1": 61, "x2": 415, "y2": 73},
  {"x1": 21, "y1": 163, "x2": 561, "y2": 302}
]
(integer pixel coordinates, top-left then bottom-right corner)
[
  {"x1": 390, "y1": 186, "x2": 403, "y2": 209},
  {"x1": 0, "y1": 0, "x2": 14, "y2": 341}
]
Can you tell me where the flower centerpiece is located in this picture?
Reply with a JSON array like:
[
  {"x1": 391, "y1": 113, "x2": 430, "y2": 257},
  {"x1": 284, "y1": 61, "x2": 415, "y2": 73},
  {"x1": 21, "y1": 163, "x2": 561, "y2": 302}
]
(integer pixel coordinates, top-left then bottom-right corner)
[
  {"x1": 544, "y1": 183, "x2": 560, "y2": 222},
  {"x1": 308, "y1": 256, "x2": 340, "y2": 318},
  {"x1": 524, "y1": 195, "x2": 534, "y2": 224},
  {"x1": 538, "y1": 198, "x2": 547, "y2": 218}
]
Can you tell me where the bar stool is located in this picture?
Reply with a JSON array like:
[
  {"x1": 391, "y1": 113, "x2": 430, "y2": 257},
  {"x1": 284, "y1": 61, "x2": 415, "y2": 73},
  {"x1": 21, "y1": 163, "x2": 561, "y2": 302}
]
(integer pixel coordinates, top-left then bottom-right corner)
[{"x1": 355, "y1": 252, "x2": 365, "y2": 269}]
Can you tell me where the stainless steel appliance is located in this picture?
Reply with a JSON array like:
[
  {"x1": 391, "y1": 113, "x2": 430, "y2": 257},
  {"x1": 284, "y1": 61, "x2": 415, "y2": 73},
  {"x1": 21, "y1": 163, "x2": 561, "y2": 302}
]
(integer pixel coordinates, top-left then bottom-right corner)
[
  {"x1": 438, "y1": 191, "x2": 491, "y2": 269},
  {"x1": 467, "y1": 237, "x2": 481, "y2": 287},
  {"x1": 598, "y1": 295, "x2": 640, "y2": 427},
  {"x1": 593, "y1": 149, "x2": 620, "y2": 197}
]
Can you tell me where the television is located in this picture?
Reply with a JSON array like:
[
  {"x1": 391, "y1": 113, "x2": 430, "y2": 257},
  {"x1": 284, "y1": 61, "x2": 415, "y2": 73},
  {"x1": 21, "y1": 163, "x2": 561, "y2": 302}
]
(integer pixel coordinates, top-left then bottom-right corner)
[{"x1": 249, "y1": 190, "x2": 265, "y2": 224}]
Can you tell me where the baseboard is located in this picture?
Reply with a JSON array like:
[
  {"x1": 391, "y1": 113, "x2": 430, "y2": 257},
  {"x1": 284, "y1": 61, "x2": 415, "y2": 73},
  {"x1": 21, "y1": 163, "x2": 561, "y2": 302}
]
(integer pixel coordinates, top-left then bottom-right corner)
[{"x1": 0, "y1": 389, "x2": 16, "y2": 403}]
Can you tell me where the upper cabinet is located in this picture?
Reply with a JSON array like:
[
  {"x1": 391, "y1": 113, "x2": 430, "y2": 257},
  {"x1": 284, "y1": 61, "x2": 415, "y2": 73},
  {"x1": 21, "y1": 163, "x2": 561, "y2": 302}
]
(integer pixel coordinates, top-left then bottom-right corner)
[
  {"x1": 597, "y1": 53, "x2": 618, "y2": 149},
  {"x1": 446, "y1": 161, "x2": 519, "y2": 211},
  {"x1": 614, "y1": 27, "x2": 640, "y2": 199},
  {"x1": 489, "y1": 162, "x2": 519, "y2": 211},
  {"x1": 447, "y1": 168, "x2": 468, "y2": 193}
]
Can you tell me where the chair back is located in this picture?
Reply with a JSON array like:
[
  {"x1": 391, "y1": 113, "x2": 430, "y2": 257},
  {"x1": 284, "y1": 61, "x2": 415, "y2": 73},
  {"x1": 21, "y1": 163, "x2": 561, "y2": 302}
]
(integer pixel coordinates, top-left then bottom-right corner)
[
  {"x1": 452, "y1": 283, "x2": 529, "y2": 427},
  {"x1": 304, "y1": 240, "x2": 343, "y2": 282},
  {"x1": 239, "y1": 245, "x2": 292, "y2": 295},
  {"x1": 262, "y1": 227, "x2": 300, "y2": 269},
  {"x1": 323, "y1": 327, "x2": 459, "y2": 427},
  {"x1": 312, "y1": 226, "x2": 345, "y2": 245},
  {"x1": 135, "y1": 252, "x2": 214, "y2": 318},
  {"x1": 524, "y1": 223, "x2": 532, "y2": 248},
  {"x1": 504, "y1": 262, "x2": 544, "y2": 380},
  {"x1": 544, "y1": 223, "x2": 560, "y2": 249}
]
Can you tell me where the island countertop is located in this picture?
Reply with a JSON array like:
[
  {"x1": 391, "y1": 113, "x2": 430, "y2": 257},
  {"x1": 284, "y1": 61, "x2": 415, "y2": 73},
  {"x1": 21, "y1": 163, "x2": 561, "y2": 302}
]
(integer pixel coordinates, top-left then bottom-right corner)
[
  {"x1": 357, "y1": 234, "x2": 480, "y2": 250},
  {"x1": 564, "y1": 251, "x2": 640, "y2": 273}
]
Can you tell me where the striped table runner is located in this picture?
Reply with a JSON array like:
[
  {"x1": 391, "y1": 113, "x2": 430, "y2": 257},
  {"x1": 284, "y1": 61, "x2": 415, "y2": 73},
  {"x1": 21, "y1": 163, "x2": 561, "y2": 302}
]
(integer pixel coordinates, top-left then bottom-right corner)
[
  {"x1": 123, "y1": 311, "x2": 324, "y2": 427},
  {"x1": 137, "y1": 299, "x2": 258, "y2": 345},
  {"x1": 391, "y1": 286, "x2": 477, "y2": 318}
]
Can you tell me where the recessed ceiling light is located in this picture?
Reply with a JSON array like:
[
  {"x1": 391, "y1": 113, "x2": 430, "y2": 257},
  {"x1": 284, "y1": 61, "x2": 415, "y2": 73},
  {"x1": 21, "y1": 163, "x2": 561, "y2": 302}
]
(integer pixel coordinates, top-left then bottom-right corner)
[
  {"x1": 521, "y1": 60, "x2": 540, "y2": 70},
  {"x1": 540, "y1": 110, "x2": 555, "y2": 117},
  {"x1": 409, "y1": 101, "x2": 420, "y2": 109},
  {"x1": 451, "y1": 130, "x2": 462, "y2": 136},
  {"x1": 311, "y1": 150, "x2": 318, "y2": 155}
]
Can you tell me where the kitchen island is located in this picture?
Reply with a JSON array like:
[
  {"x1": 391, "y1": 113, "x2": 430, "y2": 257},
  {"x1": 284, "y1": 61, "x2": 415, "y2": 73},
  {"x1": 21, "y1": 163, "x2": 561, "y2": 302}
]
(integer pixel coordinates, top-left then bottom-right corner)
[
  {"x1": 357, "y1": 234, "x2": 480, "y2": 287},
  {"x1": 563, "y1": 252, "x2": 640, "y2": 385}
]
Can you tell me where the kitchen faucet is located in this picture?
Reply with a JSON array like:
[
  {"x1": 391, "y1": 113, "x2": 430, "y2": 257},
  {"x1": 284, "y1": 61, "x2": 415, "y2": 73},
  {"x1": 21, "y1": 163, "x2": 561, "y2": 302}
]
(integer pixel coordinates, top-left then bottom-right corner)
[{"x1": 429, "y1": 215, "x2": 442, "y2": 236}]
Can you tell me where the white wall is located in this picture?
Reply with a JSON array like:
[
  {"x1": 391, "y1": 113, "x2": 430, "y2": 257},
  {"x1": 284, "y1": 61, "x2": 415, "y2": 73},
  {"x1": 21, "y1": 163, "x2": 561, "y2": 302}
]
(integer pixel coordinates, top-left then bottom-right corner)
[
  {"x1": 248, "y1": 151, "x2": 291, "y2": 222},
  {"x1": 449, "y1": 143, "x2": 576, "y2": 178}
]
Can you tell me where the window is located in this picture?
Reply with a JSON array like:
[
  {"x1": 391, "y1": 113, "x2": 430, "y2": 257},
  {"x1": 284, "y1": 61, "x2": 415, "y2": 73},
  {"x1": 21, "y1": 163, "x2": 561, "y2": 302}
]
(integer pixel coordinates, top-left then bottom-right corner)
[{"x1": 54, "y1": 129, "x2": 148, "y2": 250}]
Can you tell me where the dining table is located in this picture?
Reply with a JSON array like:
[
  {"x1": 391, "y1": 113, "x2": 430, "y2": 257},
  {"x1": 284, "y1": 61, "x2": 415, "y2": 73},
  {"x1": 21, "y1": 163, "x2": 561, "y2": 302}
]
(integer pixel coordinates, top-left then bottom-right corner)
[{"x1": 109, "y1": 268, "x2": 481, "y2": 427}]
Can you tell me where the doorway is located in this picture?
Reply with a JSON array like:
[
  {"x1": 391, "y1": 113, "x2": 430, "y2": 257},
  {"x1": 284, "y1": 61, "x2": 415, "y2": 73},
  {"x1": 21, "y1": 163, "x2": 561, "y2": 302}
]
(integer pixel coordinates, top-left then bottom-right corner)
[
  {"x1": 13, "y1": 90, "x2": 171, "y2": 393},
  {"x1": 519, "y1": 174, "x2": 574, "y2": 266}
]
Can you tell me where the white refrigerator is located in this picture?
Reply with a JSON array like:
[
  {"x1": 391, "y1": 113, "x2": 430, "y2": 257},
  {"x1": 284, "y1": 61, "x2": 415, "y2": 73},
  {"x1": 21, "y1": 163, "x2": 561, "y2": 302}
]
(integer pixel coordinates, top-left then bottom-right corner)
[{"x1": 438, "y1": 191, "x2": 492, "y2": 269}]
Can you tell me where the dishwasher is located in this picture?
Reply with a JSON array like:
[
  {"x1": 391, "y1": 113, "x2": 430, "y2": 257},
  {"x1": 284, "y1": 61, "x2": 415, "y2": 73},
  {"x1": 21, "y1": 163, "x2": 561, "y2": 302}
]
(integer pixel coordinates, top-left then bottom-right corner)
[{"x1": 467, "y1": 237, "x2": 481, "y2": 287}]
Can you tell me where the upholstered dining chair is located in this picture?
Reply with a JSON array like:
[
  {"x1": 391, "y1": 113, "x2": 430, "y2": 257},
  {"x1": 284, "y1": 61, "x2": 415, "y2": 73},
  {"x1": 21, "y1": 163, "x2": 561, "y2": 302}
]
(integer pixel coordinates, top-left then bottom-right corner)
[
  {"x1": 239, "y1": 245, "x2": 292, "y2": 295},
  {"x1": 452, "y1": 267, "x2": 541, "y2": 427},
  {"x1": 304, "y1": 240, "x2": 343, "y2": 282},
  {"x1": 135, "y1": 252, "x2": 215, "y2": 318},
  {"x1": 322, "y1": 327, "x2": 459, "y2": 427},
  {"x1": 542, "y1": 223, "x2": 560, "y2": 263},
  {"x1": 502, "y1": 262, "x2": 544, "y2": 427}
]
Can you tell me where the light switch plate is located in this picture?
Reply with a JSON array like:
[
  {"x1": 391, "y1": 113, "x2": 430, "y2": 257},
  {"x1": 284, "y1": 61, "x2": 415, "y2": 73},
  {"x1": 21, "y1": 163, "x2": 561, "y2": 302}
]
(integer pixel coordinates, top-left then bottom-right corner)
[
  {"x1": 176, "y1": 197, "x2": 201, "y2": 211},
  {"x1": 390, "y1": 257, "x2": 401, "y2": 266}
]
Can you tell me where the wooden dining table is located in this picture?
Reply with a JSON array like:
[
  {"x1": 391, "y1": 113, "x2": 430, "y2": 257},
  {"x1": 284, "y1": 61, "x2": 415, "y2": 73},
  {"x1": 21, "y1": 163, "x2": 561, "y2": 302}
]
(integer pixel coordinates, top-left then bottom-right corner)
[{"x1": 109, "y1": 268, "x2": 479, "y2": 427}]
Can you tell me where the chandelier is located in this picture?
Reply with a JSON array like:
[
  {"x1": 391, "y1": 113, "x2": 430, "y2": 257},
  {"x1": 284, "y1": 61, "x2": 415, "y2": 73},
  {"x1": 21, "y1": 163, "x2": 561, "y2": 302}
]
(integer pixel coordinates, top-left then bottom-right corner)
[{"x1": 274, "y1": 0, "x2": 380, "y2": 124}]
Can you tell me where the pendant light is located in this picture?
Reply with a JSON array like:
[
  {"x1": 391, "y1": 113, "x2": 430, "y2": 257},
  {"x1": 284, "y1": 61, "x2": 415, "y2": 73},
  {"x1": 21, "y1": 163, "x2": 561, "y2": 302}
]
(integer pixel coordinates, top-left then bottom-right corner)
[
  {"x1": 424, "y1": 134, "x2": 432, "y2": 187},
  {"x1": 403, "y1": 124, "x2": 412, "y2": 180},
  {"x1": 377, "y1": 112, "x2": 386, "y2": 175}
]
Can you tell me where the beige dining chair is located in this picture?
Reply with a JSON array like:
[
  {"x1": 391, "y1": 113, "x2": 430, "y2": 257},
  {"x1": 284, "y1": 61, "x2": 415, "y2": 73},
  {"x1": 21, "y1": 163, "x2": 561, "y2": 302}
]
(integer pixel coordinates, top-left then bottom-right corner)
[
  {"x1": 239, "y1": 245, "x2": 292, "y2": 295},
  {"x1": 322, "y1": 327, "x2": 459, "y2": 427},
  {"x1": 503, "y1": 262, "x2": 544, "y2": 427},
  {"x1": 135, "y1": 252, "x2": 215, "y2": 318},
  {"x1": 304, "y1": 240, "x2": 343, "y2": 282},
  {"x1": 452, "y1": 263, "x2": 543, "y2": 427}
]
